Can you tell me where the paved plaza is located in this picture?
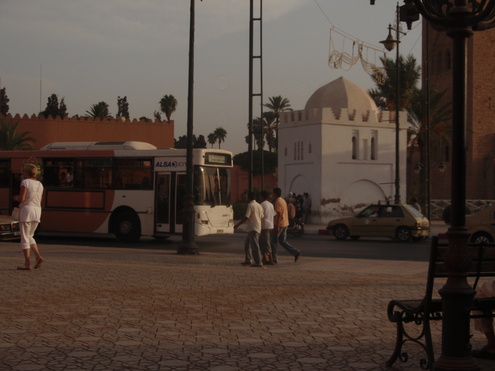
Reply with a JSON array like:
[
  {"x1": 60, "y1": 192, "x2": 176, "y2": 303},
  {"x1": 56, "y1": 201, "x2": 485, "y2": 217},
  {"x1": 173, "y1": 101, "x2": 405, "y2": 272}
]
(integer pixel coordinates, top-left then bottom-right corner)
[{"x1": 0, "y1": 235, "x2": 493, "y2": 370}]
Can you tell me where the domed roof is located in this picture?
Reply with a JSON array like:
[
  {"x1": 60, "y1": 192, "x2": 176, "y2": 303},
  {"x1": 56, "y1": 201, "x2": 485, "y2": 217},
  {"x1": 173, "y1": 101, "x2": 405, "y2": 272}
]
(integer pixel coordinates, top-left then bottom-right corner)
[{"x1": 304, "y1": 77, "x2": 377, "y2": 116}]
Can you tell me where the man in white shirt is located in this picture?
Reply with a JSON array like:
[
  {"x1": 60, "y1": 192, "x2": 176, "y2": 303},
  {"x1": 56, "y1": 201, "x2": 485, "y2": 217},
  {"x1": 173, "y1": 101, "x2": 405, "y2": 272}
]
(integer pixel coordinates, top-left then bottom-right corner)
[
  {"x1": 260, "y1": 190, "x2": 276, "y2": 265},
  {"x1": 234, "y1": 191, "x2": 264, "y2": 267}
]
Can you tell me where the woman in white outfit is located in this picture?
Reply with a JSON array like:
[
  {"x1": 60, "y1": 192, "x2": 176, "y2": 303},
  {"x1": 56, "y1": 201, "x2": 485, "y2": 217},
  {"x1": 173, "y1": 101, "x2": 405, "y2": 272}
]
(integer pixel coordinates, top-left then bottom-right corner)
[{"x1": 15, "y1": 164, "x2": 44, "y2": 270}]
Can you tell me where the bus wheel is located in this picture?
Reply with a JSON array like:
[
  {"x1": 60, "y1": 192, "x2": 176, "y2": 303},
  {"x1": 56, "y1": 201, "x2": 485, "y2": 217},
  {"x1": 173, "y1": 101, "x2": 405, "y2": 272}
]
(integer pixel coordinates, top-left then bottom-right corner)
[{"x1": 114, "y1": 211, "x2": 141, "y2": 242}]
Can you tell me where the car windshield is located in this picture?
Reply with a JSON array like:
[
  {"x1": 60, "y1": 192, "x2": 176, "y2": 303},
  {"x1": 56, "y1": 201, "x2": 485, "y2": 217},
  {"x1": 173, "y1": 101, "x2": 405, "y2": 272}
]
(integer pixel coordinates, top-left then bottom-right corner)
[{"x1": 404, "y1": 204, "x2": 425, "y2": 218}]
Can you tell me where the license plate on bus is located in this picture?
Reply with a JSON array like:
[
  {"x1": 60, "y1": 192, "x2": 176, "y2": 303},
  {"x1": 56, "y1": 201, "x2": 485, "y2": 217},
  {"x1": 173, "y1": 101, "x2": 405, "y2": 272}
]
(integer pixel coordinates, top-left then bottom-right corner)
[{"x1": 217, "y1": 229, "x2": 224, "y2": 233}]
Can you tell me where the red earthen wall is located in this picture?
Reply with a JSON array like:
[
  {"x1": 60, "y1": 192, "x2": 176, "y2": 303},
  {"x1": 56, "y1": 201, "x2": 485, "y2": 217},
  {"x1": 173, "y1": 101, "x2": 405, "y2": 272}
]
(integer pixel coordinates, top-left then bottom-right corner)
[{"x1": 1, "y1": 114, "x2": 174, "y2": 149}]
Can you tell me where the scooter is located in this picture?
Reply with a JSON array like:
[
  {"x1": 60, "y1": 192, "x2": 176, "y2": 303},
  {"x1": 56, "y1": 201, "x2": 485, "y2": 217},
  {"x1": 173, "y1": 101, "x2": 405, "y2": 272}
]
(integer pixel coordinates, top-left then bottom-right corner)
[{"x1": 288, "y1": 218, "x2": 304, "y2": 237}]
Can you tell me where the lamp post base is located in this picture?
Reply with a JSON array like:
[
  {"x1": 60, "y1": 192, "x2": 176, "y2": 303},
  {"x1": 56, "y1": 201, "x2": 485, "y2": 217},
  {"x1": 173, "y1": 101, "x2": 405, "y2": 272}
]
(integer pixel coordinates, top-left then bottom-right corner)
[
  {"x1": 434, "y1": 230, "x2": 478, "y2": 371},
  {"x1": 177, "y1": 194, "x2": 199, "y2": 255}
]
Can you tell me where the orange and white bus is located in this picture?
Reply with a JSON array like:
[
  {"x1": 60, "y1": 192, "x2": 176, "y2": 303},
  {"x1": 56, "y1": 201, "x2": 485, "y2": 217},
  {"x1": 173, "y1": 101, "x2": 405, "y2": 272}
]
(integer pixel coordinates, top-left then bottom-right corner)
[{"x1": 0, "y1": 141, "x2": 234, "y2": 241}]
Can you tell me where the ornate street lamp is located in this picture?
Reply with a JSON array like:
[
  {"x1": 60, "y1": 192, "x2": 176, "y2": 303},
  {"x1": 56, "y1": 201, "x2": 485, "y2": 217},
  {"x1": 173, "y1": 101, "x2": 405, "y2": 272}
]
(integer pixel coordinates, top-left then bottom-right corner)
[
  {"x1": 373, "y1": 1, "x2": 495, "y2": 370},
  {"x1": 379, "y1": 3, "x2": 405, "y2": 205}
]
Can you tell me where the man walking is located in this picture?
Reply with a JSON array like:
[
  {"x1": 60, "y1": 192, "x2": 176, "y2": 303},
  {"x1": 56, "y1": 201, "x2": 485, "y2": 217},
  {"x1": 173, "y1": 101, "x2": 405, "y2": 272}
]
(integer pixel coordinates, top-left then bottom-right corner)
[
  {"x1": 234, "y1": 191, "x2": 264, "y2": 267},
  {"x1": 272, "y1": 187, "x2": 301, "y2": 263},
  {"x1": 259, "y1": 190, "x2": 276, "y2": 265}
]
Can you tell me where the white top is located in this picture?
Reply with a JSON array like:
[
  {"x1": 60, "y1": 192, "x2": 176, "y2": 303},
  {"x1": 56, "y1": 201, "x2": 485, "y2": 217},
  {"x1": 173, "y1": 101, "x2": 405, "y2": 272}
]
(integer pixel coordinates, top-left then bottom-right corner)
[
  {"x1": 19, "y1": 179, "x2": 43, "y2": 222},
  {"x1": 261, "y1": 200, "x2": 276, "y2": 230},
  {"x1": 244, "y1": 200, "x2": 264, "y2": 234}
]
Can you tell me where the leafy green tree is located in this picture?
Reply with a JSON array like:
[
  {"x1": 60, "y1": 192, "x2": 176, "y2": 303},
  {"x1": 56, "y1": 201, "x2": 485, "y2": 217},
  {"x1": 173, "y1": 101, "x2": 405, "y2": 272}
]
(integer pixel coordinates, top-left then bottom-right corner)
[
  {"x1": 234, "y1": 150, "x2": 277, "y2": 175},
  {"x1": 117, "y1": 96, "x2": 129, "y2": 119},
  {"x1": 0, "y1": 118, "x2": 35, "y2": 150},
  {"x1": 207, "y1": 133, "x2": 216, "y2": 148},
  {"x1": 174, "y1": 134, "x2": 207, "y2": 149},
  {"x1": 194, "y1": 134, "x2": 207, "y2": 148},
  {"x1": 213, "y1": 127, "x2": 227, "y2": 149},
  {"x1": 59, "y1": 98, "x2": 67, "y2": 118},
  {"x1": 159, "y1": 94, "x2": 177, "y2": 122},
  {"x1": 86, "y1": 101, "x2": 111, "y2": 119},
  {"x1": 0, "y1": 87, "x2": 10, "y2": 115},
  {"x1": 175, "y1": 135, "x2": 187, "y2": 148},
  {"x1": 41, "y1": 94, "x2": 68, "y2": 118}
]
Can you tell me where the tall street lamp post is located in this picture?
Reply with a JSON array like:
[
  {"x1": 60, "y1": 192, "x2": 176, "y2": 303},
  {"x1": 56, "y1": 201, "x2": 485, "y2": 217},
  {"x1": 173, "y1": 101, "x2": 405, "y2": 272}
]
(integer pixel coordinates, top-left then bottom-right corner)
[
  {"x1": 379, "y1": 2, "x2": 405, "y2": 205},
  {"x1": 373, "y1": 1, "x2": 495, "y2": 370},
  {"x1": 177, "y1": 0, "x2": 201, "y2": 255}
]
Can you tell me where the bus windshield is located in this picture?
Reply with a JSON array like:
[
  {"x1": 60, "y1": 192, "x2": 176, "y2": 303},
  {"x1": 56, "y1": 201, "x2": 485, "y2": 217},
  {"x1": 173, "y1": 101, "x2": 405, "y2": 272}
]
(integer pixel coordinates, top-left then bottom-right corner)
[{"x1": 195, "y1": 166, "x2": 231, "y2": 206}]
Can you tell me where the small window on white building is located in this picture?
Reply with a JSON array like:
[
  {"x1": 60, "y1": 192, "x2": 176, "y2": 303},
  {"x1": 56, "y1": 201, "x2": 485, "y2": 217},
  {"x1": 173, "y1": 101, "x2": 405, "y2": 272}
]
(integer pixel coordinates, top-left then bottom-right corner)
[
  {"x1": 352, "y1": 131, "x2": 359, "y2": 160},
  {"x1": 309, "y1": 142, "x2": 312, "y2": 154},
  {"x1": 371, "y1": 131, "x2": 378, "y2": 160}
]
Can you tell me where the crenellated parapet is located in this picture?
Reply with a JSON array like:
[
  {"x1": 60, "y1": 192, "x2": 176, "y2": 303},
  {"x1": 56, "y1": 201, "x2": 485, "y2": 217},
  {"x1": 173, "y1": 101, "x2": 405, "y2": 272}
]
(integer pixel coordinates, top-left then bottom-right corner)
[
  {"x1": 280, "y1": 107, "x2": 407, "y2": 128},
  {"x1": 0, "y1": 113, "x2": 168, "y2": 125}
]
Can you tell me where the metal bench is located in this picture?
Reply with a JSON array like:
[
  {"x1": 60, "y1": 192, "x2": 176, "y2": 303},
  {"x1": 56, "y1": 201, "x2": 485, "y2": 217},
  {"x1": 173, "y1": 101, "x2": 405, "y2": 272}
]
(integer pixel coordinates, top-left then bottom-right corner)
[{"x1": 386, "y1": 235, "x2": 495, "y2": 370}]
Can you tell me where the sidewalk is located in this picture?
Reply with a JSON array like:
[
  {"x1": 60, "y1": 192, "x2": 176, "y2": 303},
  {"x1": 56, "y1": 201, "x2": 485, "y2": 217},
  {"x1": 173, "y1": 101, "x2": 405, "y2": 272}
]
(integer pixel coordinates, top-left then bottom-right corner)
[
  {"x1": 305, "y1": 220, "x2": 448, "y2": 236},
  {"x1": 0, "y1": 234, "x2": 490, "y2": 371}
]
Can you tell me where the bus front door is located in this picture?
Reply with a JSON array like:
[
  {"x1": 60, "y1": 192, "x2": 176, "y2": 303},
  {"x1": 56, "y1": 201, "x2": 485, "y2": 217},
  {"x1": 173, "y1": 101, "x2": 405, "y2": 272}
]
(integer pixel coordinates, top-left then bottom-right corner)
[
  {"x1": 155, "y1": 172, "x2": 186, "y2": 235},
  {"x1": 155, "y1": 173, "x2": 171, "y2": 234}
]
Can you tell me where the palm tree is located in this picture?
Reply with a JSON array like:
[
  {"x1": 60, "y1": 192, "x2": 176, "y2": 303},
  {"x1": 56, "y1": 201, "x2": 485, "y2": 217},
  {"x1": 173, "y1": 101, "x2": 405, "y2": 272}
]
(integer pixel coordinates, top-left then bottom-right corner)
[
  {"x1": 262, "y1": 111, "x2": 276, "y2": 152},
  {"x1": 408, "y1": 88, "x2": 451, "y2": 150},
  {"x1": 0, "y1": 119, "x2": 35, "y2": 150},
  {"x1": 86, "y1": 101, "x2": 111, "y2": 119},
  {"x1": 159, "y1": 95, "x2": 177, "y2": 122},
  {"x1": 368, "y1": 54, "x2": 421, "y2": 112},
  {"x1": 264, "y1": 96, "x2": 292, "y2": 153},
  {"x1": 213, "y1": 127, "x2": 227, "y2": 149},
  {"x1": 207, "y1": 133, "x2": 216, "y2": 148}
]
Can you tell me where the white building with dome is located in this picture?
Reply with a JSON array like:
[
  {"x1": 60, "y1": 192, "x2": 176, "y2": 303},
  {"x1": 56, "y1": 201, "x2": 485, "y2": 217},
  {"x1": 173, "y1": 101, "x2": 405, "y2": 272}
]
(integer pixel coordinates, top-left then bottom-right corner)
[{"x1": 278, "y1": 76, "x2": 408, "y2": 224}]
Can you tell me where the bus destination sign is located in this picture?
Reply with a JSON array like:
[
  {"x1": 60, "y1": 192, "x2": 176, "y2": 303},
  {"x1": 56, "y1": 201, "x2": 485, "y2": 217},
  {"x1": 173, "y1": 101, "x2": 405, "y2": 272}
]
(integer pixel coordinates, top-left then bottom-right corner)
[{"x1": 205, "y1": 153, "x2": 231, "y2": 166}]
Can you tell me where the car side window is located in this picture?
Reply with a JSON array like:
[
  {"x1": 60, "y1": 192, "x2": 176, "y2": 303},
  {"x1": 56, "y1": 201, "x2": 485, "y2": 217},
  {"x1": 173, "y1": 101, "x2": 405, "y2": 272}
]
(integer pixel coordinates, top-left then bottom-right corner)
[
  {"x1": 390, "y1": 207, "x2": 404, "y2": 218},
  {"x1": 380, "y1": 207, "x2": 393, "y2": 218},
  {"x1": 361, "y1": 206, "x2": 379, "y2": 218},
  {"x1": 379, "y1": 206, "x2": 404, "y2": 218}
]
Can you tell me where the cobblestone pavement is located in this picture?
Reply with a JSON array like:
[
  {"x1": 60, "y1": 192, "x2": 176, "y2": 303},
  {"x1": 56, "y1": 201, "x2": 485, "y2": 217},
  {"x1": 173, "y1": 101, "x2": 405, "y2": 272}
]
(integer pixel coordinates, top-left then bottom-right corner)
[{"x1": 0, "y1": 239, "x2": 492, "y2": 370}]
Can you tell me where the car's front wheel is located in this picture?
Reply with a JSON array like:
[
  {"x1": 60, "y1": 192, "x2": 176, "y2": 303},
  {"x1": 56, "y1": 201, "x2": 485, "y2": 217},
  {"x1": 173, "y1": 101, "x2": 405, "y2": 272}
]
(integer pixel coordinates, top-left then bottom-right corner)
[
  {"x1": 471, "y1": 232, "x2": 494, "y2": 244},
  {"x1": 396, "y1": 227, "x2": 412, "y2": 242},
  {"x1": 333, "y1": 224, "x2": 349, "y2": 240}
]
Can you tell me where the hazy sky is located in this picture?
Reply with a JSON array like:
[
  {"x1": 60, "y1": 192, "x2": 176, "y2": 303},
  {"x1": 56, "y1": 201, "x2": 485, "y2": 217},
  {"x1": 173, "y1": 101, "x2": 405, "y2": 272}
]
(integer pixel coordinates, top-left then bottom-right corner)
[{"x1": 0, "y1": 0, "x2": 422, "y2": 154}]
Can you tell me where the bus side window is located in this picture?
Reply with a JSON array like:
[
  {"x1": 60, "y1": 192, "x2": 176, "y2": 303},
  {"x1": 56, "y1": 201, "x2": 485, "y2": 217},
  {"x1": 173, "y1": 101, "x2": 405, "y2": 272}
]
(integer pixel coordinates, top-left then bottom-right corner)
[
  {"x1": 77, "y1": 159, "x2": 112, "y2": 189},
  {"x1": 43, "y1": 159, "x2": 75, "y2": 188},
  {"x1": 114, "y1": 159, "x2": 152, "y2": 190}
]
